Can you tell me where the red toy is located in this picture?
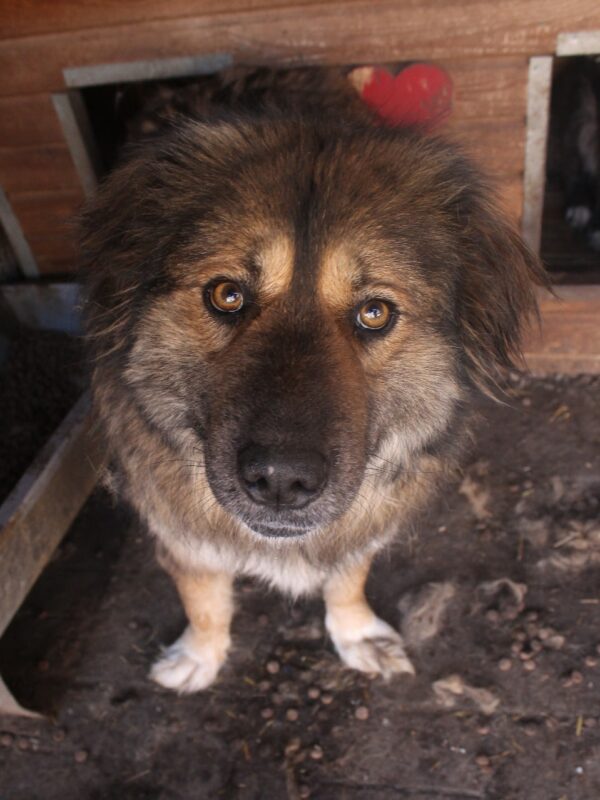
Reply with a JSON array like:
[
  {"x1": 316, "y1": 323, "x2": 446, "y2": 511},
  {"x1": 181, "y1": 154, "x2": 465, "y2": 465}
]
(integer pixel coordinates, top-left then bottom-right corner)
[{"x1": 350, "y1": 63, "x2": 453, "y2": 131}]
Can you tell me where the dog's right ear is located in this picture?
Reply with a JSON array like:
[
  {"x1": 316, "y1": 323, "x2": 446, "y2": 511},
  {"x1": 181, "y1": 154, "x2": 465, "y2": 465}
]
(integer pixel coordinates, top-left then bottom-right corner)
[
  {"x1": 79, "y1": 146, "x2": 177, "y2": 363},
  {"x1": 453, "y1": 183, "x2": 549, "y2": 393}
]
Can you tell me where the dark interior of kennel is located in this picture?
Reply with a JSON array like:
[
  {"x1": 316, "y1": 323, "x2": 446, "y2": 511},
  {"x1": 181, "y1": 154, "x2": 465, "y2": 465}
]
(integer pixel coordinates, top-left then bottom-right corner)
[{"x1": 541, "y1": 55, "x2": 600, "y2": 285}]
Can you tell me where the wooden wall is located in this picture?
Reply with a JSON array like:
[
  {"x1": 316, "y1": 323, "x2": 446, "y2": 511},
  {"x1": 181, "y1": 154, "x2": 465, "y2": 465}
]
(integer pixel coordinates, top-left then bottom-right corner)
[{"x1": 1, "y1": 0, "x2": 600, "y2": 275}]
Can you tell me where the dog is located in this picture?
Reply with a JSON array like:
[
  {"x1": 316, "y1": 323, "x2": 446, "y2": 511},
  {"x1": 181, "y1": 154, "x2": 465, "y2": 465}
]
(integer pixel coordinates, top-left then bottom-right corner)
[{"x1": 80, "y1": 67, "x2": 544, "y2": 693}]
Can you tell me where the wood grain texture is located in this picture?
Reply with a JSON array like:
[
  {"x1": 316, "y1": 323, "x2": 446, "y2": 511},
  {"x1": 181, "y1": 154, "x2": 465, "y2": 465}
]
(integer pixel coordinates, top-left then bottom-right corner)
[
  {"x1": 26, "y1": 233, "x2": 78, "y2": 267},
  {"x1": 0, "y1": 0, "x2": 599, "y2": 97},
  {"x1": 0, "y1": 57, "x2": 528, "y2": 149},
  {"x1": 33, "y1": 250, "x2": 78, "y2": 275},
  {"x1": 0, "y1": 94, "x2": 65, "y2": 148},
  {"x1": 0, "y1": 145, "x2": 80, "y2": 193},
  {"x1": 441, "y1": 57, "x2": 528, "y2": 123},
  {"x1": 446, "y1": 119, "x2": 524, "y2": 177},
  {"x1": 4, "y1": 190, "x2": 82, "y2": 275},
  {"x1": 0, "y1": 0, "x2": 328, "y2": 40},
  {"x1": 524, "y1": 287, "x2": 600, "y2": 374},
  {"x1": 8, "y1": 190, "x2": 84, "y2": 240}
]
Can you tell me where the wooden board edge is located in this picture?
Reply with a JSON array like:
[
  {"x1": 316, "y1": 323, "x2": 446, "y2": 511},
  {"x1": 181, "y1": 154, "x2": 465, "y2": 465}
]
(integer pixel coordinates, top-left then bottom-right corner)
[{"x1": 0, "y1": 393, "x2": 107, "y2": 641}]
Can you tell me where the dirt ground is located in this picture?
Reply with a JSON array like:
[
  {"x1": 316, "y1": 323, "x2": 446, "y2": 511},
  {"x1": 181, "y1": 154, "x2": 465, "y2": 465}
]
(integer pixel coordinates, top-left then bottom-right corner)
[{"x1": 1, "y1": 373, "x2": 599, "y2": 800}]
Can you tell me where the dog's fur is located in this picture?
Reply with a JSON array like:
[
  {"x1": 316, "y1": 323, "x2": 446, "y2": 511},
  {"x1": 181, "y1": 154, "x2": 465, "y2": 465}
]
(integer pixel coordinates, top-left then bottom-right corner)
[{"x1": 80, "y1": 68, "x2": 545, "y2": 692}]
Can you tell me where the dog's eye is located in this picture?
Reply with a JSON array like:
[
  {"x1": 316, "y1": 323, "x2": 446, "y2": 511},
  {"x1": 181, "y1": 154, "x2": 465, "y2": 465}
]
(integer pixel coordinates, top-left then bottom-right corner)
[
  {"x1": 356, "y1": 299, "x2": 392, "y2": 331},
  {"x1": 209, "y1": 281, "x2": 244, "y2": 313}
]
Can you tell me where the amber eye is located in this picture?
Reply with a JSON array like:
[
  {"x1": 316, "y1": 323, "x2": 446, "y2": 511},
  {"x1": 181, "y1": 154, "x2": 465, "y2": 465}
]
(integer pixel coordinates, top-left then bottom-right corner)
[
  {"x1": 209, "y1": 281, "x2": 244, "y2": 313},
  {"x1": 356, "y1": 299, "x2": 392, "y2": 331}
]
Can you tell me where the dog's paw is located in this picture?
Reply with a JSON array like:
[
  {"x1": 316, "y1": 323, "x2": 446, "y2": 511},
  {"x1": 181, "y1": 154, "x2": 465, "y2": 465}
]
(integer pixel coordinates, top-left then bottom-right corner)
[
  {"x1": 150, "y1": 627, "x2": 229, "y2": 694},
  {"x1": 327, "y1": 615, "x2": 415, "y2": 679}
]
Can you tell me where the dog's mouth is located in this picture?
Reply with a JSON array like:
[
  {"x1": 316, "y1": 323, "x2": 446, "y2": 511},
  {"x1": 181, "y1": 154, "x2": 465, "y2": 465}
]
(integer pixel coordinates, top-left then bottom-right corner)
[{"x1": 241, "y1": 518, "x2": 318, "y2": 539}]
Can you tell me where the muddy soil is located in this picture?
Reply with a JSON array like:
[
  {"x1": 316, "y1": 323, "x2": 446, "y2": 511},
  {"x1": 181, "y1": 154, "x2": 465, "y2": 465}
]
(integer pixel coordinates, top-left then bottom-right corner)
[{"x1": 1, "y1": 374, "x2": 599, "y2": 800}]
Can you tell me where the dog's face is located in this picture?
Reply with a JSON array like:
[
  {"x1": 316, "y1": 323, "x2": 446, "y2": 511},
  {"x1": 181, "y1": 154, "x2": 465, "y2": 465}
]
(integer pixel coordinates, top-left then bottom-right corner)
[{"x1": 82, "y1": 117, "x2": 543, "y2": 539}]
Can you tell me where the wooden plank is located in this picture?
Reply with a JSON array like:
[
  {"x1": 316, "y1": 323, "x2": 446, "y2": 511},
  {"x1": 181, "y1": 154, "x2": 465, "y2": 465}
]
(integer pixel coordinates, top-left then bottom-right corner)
[
  {"x1": 24, "y1": 232, "x2": 78, "y2": 275},
  {"x1": 0, "y1": 57, "x2": 528, "y2": 144},
  {"x1": 52, "y1": 92, "x2": 100, "y2": 196},
  {"x1": 0, "y1": 187, "x2": 38, "y2": 278},
  {"x1": 440, "y1": 57, "x2": 528, "y2": 123},
  {"x1": 522, "y1": 56, "x2": 553, "y2": 252},
  {"x1": 34, "y1": 250, "x2": 77, "y2": 275},
  {"x1": 0, "y1": 394, "x2": 105, "y2": 641},
  {"x1": 496, "y1": 174, "x2": 524, "y2": 222},
  {"x1": 524, "y1": 286, "x2": 600, "y2": 374},
  {"x1": 8, "y1": 189, "x2": 84, "y2": 240},
  {"x1": 7, "y1": 189, "x2": 81, "y2": 275},
  {"x1": 0, "y1": 0, "x2": 599, "y2": 97},
  {"x1": 7, "y1": 190, "x2": 82, "y2": 276},
  {"x1": 557, "y1": 29, "x2": 600, "y2": 55},
  {"x1": 445, "y1": 119, "x2": 524, "y2": 178},
  {"x1": 26, "y1": 233, "x2": 77, "y2": 262},
  {"x1": 64, "y1": 51, "x2": 232, "y2": 88},
  {"x1": 0, "y1": 144, "x2": 80, "y2": 193},
  {"x1": 0, "y1": 93, "x2": 65, "y2": 148},
  {"x1": 0, "y1": 0, "x2": 329, "y2": 40}
]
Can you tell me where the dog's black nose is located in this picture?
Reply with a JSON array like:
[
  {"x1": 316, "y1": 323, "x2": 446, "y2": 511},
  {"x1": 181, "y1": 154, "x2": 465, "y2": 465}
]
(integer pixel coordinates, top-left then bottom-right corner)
[{"x1": 238, "y1": 444, "x2": 327, "y2": 509}]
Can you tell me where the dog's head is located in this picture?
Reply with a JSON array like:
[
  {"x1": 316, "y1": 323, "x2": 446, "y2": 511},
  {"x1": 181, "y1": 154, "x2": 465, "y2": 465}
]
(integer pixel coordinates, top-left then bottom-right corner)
[{"x1": 82, "y1": 116, "x2": 544, "y2": 538}]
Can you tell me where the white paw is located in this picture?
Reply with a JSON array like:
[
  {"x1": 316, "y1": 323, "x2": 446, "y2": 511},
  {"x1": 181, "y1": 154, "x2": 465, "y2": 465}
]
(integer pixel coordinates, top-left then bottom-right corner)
[
  {"x1": 327, "y1": 615, "x2": 416, "y2": 679},
  {"x1": 566, "y1": 205, "x2": 591, "y2": 229},
  {"x1": 150, "y1": 626, "x2": 229, "y2": 694}
]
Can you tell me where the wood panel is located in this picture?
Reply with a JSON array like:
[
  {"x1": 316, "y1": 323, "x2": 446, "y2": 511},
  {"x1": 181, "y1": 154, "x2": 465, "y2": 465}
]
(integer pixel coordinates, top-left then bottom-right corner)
[
  {"x1": 0, "y1": 94, "x2": 65, "y2": 148},
  {"x1": 445, "y1": 120, "x2": 524, "y2": 178},
  {"x1": 9, "y1": 189, "x2": 84, "y2": 240},
  {"x1": 0, "y1": 394, "x2": 104, "y2": 644},
  {"x1": 441, "y1": 57, "x2": 528, "y2": 123},
  {"x1": 26, "y1": 233, "x2": 78, "y2": 259},
  {"x1": 0, "y1": 145, "x2": 80, "y2": 193},
  {"x1": 524, "y1": 286, "x2": 600, "y2": 374},
  {"x1": 0, "y1": 0, "x2": 599, "y2": 98},
  {"x1": 0, "y1": 57, "x2": 529, "y2": 150},
  {"x1": 33, "y1": 252, "x2": 77, "y2": 275},
  {"x1": 8, "y1": 189, "x2": 83, "y2": 274},
  {"x1": 494, "y1": 175, "x2": 524, "y2": 221},
  {"x1": 0, "y1": 0, "x2": 328, "y2": 40}
]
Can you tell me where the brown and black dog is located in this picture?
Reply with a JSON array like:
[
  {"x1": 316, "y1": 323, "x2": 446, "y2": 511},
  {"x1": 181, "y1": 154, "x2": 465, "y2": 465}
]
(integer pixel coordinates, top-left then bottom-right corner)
[{"x1": 80, "y1": 67, "x2": 545, "y2": 693}]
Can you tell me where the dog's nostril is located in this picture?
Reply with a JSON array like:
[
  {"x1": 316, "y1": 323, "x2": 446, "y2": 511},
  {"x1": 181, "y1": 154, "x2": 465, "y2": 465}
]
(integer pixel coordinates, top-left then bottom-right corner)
[{"x1": 238, "y1": 444, "x2": 327, "y2": 509}]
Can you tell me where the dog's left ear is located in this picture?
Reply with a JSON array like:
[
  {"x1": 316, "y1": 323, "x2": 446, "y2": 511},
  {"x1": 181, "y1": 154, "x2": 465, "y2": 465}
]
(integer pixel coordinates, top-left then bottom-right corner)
[{"x1": 454, "y1": 187, "x2": 548, "y2": 392}]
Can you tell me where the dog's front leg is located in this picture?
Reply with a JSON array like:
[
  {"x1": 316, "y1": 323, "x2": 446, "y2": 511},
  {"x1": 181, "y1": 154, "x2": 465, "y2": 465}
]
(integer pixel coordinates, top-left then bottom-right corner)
[
  {"x1": 324, "y1": 556, "x2": 415, "y2": 679},
  {"x1": 151, "y1": 568, "x2": 234, "y2": 694}
]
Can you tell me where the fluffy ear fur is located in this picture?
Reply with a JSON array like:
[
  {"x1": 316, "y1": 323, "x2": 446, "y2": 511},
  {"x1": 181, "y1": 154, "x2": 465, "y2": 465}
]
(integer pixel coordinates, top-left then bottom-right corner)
[{"x1": 455, "y1": 185, "x2": 548, "y2": 392}]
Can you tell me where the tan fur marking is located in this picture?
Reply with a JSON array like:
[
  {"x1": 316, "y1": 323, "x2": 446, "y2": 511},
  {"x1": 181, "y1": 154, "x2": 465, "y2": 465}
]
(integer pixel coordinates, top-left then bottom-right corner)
[
  {"x1": 318, "y1": 245, "x2": 361, "y2": 312},
  {"x1": 258, "y1": 235, "x2": 295, "y2": 300},
  {"x1": 173, "y1": 569, "x2": 234, "y2": 652},
  {"x1": 323, "y1": 556, "x2": 374, "y2": 632}
]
